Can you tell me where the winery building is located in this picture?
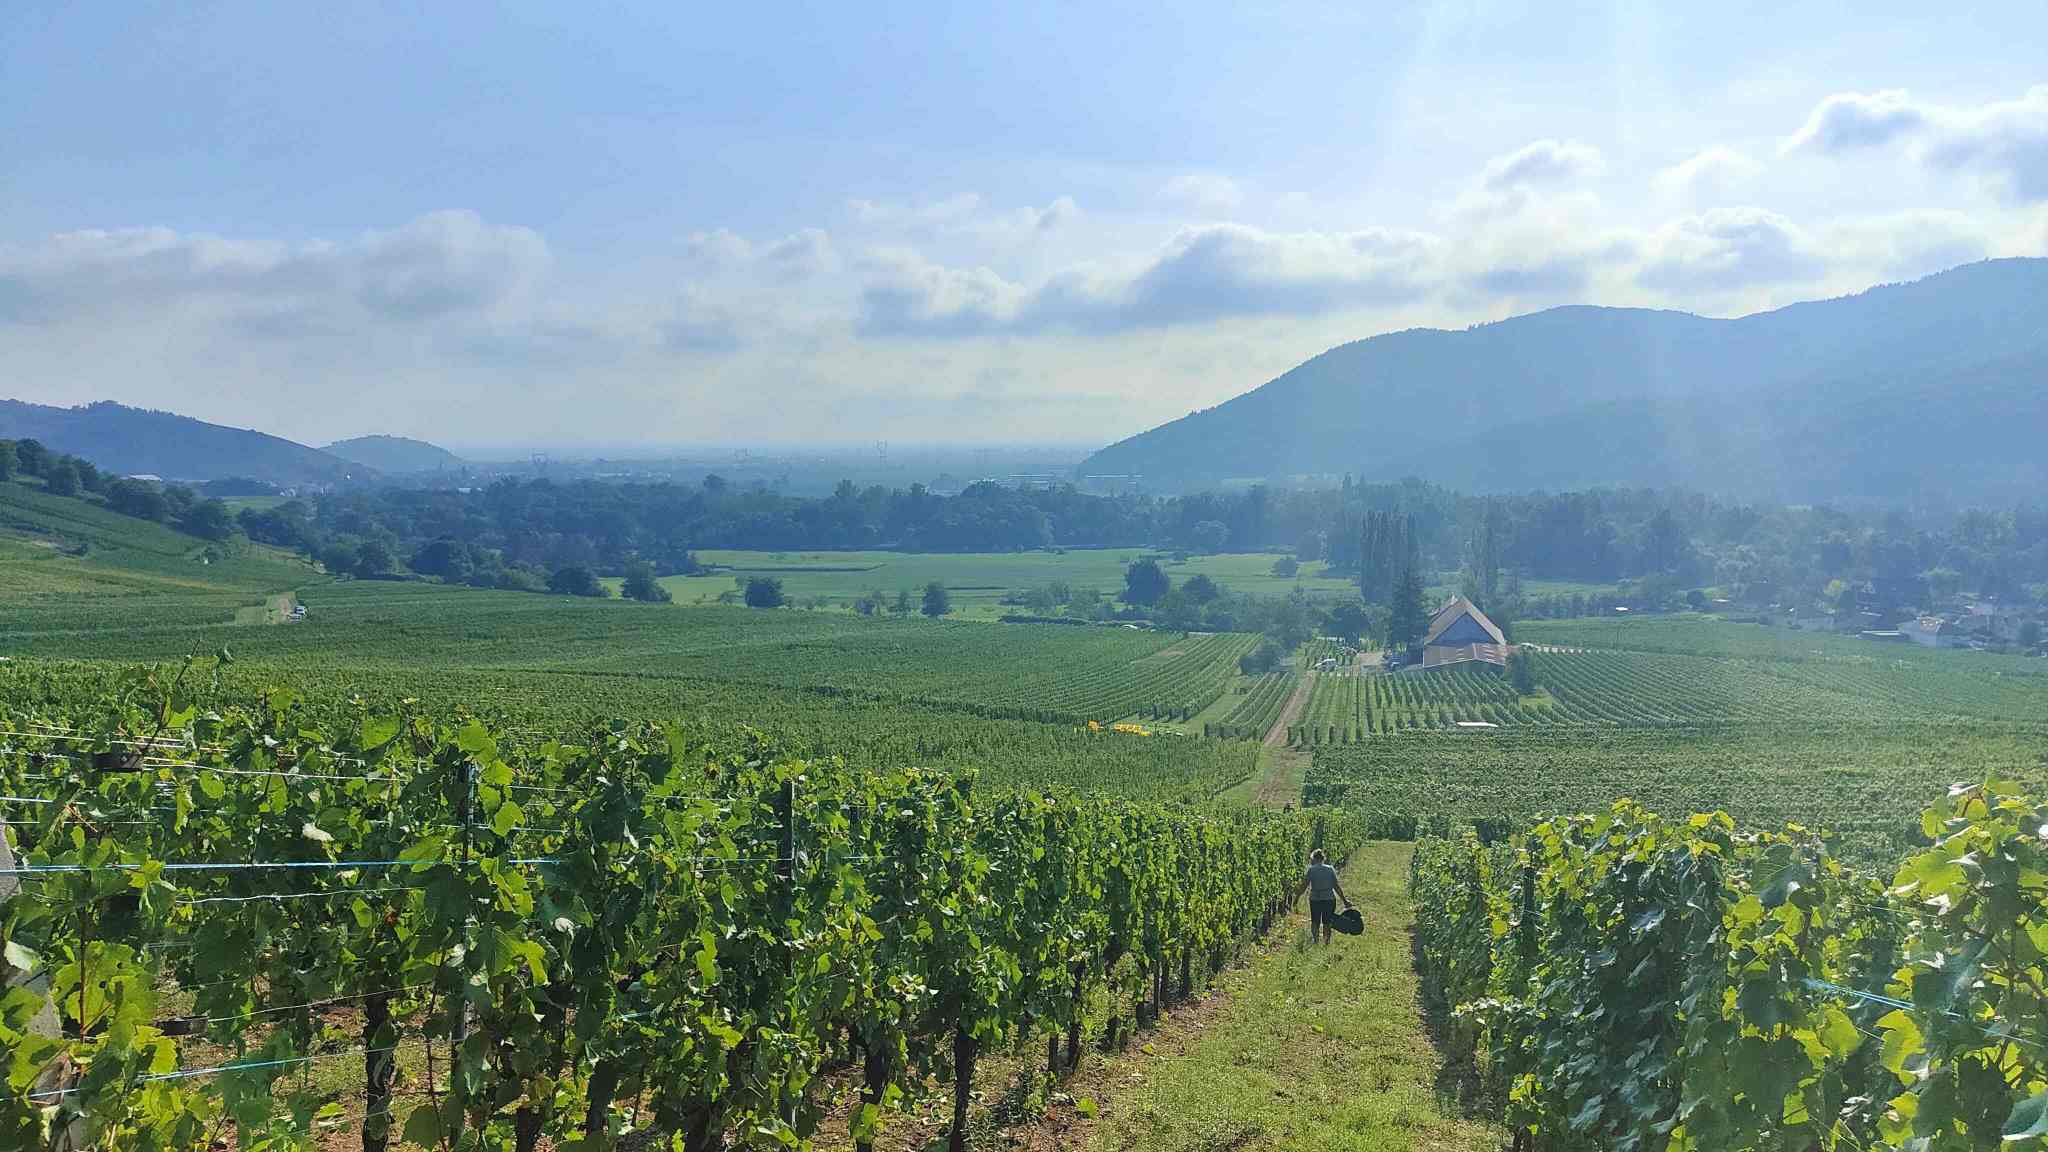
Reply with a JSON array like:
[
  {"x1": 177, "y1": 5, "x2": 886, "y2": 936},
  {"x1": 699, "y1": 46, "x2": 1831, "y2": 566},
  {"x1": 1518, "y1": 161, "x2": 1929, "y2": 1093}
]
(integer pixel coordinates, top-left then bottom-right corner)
[{"x1": 1421, "y1": 596, "x2": 1509, "y2": 669}]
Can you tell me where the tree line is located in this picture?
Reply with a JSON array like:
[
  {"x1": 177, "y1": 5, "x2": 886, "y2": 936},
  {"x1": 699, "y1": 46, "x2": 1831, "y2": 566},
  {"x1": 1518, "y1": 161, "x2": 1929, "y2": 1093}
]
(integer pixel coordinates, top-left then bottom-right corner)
[
  {"x1": 0, "y1": 437, "x2": 236, "y2": 540},
  {"x1": 10, "y1": 444, "x2": 2045, "y2": 623}
]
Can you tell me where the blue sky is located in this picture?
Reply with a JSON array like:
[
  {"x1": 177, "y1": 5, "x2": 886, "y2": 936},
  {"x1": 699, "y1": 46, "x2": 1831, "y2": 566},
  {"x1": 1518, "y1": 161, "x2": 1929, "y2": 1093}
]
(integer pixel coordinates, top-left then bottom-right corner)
[{"x1": 3, "y1": 2, "x2": 2045, "y2": 451}]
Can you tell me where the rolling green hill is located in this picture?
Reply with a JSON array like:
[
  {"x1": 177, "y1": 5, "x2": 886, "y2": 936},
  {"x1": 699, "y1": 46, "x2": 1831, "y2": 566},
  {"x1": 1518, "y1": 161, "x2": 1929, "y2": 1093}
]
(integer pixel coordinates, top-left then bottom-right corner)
[
  {"x1": 0, "y1": 479, "x2": 319, "y2": 630},
  {"x1": 0, "y1": 399, "x2": 364, "y2": 486},
  {"x1": 322, "y1": 433, "x2": 464, "y2": 473},
  {"x1": 1081, "y1": 258, "x2": 2048, "y2": 502}
]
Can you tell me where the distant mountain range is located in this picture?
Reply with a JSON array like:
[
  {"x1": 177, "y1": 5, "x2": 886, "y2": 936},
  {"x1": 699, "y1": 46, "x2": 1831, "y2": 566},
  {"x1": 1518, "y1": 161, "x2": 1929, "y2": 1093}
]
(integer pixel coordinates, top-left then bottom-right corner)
[
  {"x1": 323, "y1": 434, "x2": 465, "y2": 474},
  {"x1": 1081, "y1": 258, "x2": 2048, "y2": 503},
  {"x1": 0, "y1": 401, "x2": 366, "y2": 486},
  {"x1": 0, "y1": 400, "x2": 458, "y2": 488}
]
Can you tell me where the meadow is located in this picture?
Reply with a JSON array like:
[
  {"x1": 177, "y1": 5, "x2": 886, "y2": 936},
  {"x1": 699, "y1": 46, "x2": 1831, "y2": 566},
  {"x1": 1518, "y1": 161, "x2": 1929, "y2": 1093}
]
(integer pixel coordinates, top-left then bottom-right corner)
[{"x1": 646, "y1": 547, "x2": 1363, "y2": 617}]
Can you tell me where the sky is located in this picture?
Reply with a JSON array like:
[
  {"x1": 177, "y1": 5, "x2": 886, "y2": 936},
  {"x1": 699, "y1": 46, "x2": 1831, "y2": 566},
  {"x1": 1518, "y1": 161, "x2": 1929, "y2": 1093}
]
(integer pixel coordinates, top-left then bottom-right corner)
[{"x1": 2, "y1": 2, "x2": 2045, "y2": 454}]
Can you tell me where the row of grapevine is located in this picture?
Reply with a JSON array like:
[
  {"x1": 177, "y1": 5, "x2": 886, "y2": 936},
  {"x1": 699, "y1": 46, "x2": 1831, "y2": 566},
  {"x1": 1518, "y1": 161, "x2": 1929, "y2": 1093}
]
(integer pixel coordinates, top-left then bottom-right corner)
[
  {"x1": 1204, "y1": 673, "x2": 1293, "y2": 740},
  {"x1": 1410, "y1": 785, "x2": 2048, "y2": 1150},
  {"x1": 0, "y1": 662, "x2": 1358, "y2": 1151},
  {"x1": 1127, "y1": 633, "x2": 1261, "y2": 722},
  {"x1": 0, "y1": 659, "x2": 1263, "y2": 803},
  {"x1": 1304, "y1": 726, "x2": 2048, "y2": 861}
]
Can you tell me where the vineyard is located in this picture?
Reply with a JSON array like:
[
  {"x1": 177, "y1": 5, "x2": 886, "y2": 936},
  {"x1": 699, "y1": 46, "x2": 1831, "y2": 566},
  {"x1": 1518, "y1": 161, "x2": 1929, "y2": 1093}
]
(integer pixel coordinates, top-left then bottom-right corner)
[
  {"x1": 0, "y1": 582, "x2": 1257, "y2": 727},
  {"x1": 0, "y1": 661, "x2": 1359, "y2": 1150},
  {"x1": 1410, "y1": 785, "x2": 2048, "y2": 1150},
  {"x1": 1276, "y1": 642, "x2": 2048, "y2": 745},
  {"x1": 0, "y1": 660, "x2": 1265, "y2": 804},
  {"x1": 1305, "y1": 726, "x2": 2048, "y2": 860},
  {"x1": 1204, "y1": 672, "x2": 1295, "y2": 741}
]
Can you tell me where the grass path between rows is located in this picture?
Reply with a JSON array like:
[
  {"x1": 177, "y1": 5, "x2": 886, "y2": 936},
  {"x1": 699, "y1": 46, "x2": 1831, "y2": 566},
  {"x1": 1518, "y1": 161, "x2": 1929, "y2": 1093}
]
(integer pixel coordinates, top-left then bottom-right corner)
[{"x1": 1013, "y1": 843, "x2": 1500, "y2": 1152}]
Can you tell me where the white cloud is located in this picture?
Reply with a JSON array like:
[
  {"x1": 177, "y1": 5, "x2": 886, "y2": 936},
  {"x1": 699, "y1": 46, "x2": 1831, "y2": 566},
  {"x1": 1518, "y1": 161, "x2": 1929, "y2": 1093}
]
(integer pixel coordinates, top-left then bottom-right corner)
[
  {"x1": 854, "y1": 247, "x2": 1030, "y2": 336},
  {"x1": 1637, "y1": 207, "x2": 1827, "y2": 293},
  {"x1": 846, "y1": 193, "x2": 1077, "y2": 242},
  {"x1": 1653, "y1": 147, "x2": 1763, "y2": 198},
  {"x1": 1480, "y1": 139, "x2": 1603, "y2": 191},
  {"x1": 1783, "y1": 89, "x2": 1926, "y2": 154},
  {"x1": 858, "y1": 223, "x2": 1441, "y2": 337},
  {"x1": 1919, "y1": 85, "x2": 2048, "y2": 202},
  {"x1": 683, "y1": 228, "x2": 754, "y2": 267},
  {"x1": 1819, "y1": 211, "x2": 1992, "y2": 281},
  {"x1": 0, "y1": 210, "x2": 546, "y2": 326},
  {"x1": 1160, "y1": 171, "x2": 1244, "y2": 213},
  {"x1": 1785, "y1": 85, "x2": 2048, "y2": 201},
  {"x1": 761, "y1": 228, "x2": 835, "y2": 279}
]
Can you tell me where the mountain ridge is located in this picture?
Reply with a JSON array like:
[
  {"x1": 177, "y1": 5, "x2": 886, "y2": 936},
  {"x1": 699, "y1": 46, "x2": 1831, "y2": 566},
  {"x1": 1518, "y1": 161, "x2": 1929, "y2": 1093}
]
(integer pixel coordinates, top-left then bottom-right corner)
[
  {"x1": 1081, "y1": 258, "x2": 2048, "y2": 502},
  {"x1": 323, "y1": 434, "x2": 464, "y2": 473},
  {"x1": 0, "y1": 400, "x2": 366, "y2": 486}
]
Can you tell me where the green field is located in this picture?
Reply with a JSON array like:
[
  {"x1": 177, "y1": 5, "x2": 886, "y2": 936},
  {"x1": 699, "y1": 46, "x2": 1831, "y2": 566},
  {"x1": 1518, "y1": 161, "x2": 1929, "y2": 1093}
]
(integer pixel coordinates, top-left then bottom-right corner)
[{"x1": 650, "y1": 547, "x2": 1362, "y2": 618}]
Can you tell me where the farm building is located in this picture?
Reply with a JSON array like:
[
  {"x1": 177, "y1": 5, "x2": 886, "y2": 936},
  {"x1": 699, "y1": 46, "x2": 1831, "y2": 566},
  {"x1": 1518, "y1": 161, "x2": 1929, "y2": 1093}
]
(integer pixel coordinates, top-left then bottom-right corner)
[
  {"x1": 1421, "y1": 596, "x2": 1509, "y2": 669},
  {"x1": 1897, "y1": 615, "x2": 1963, "y2": 649}
]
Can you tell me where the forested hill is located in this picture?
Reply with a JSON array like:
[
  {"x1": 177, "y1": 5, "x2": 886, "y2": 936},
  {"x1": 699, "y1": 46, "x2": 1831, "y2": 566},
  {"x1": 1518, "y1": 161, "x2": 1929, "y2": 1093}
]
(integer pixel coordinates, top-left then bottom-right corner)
[
  {"x1": 0, "y1": 400, "x2": 364, "y2": 486},
  {"x1": 1081, "y1": 258, "x2": 2048, "y2": 501},
  {"x1": 322, "y1": 434, "x2": 464, "y2": 473}
]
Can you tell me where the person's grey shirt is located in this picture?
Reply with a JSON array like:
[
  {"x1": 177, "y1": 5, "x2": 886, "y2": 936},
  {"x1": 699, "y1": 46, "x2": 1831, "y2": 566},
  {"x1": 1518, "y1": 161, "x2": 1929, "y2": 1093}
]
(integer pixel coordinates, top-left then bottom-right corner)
[{"x1": 1306, "y1": 862, "x2": 1339, "y2": 901}]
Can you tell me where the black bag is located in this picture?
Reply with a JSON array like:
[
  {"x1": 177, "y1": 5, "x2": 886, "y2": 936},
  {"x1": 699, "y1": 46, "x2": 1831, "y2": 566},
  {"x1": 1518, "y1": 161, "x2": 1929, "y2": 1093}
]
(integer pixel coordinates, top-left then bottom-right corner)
[{"x1": 1332, "y1": 907, "x2": 1364, "y2": 936}]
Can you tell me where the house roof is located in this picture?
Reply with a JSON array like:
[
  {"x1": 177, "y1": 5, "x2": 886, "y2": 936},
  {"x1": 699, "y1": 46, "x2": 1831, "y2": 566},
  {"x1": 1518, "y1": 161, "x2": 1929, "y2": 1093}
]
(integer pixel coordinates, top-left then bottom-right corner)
[{"x1": 1424, "y1": 596, "x2": 1506, "y2": 648}]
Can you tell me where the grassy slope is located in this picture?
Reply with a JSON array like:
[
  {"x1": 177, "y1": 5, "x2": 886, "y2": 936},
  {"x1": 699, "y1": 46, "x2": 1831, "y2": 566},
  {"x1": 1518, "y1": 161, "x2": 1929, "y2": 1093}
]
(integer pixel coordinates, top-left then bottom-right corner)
[
  {"x1": 0, "y1": 479, "x2": 317, "y2": 609},
  {"x1": 1082, "y1": 843, "x2": 1495, "y2": 1152}
]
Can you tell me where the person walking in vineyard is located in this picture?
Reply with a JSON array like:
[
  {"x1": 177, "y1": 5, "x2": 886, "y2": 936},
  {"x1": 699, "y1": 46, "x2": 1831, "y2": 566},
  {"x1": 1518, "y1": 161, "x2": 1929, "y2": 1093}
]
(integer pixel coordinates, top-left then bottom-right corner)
[{"x1": 1303, "y1": 849, "x2": 1349, "y2": 945}]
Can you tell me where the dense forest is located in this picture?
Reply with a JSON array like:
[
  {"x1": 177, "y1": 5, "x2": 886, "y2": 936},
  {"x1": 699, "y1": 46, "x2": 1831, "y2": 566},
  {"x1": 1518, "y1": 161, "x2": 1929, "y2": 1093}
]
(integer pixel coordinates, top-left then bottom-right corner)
[{"x1": 247, "y1": 472, "x2": 2046, "y2": 612}]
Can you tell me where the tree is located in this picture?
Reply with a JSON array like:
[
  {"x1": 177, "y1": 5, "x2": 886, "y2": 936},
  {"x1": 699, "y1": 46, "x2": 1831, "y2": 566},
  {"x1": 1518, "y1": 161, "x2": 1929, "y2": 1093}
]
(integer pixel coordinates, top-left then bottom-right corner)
[
  {"x1": 317, "y1": 540, "x2": 360, "y2": 576},
  {"x1": 1271, "y1": 556, "x2": 1299, "y2": 578},
  {"x1": 1508, "y1": 648, "x2": 1536, "y2": 695},
  {"x1": 1388, "y1": 566, "x2": 1429, "y2": 651},
  {"x1": 1189, "y1": 520, "x2": 1229, "y2": 554},
  {"x1": 1123, "y1": 558, "x2": 1170, "y2": 606},
  {"x1": 355, "y1": 539, "x2": 398, "y2": 579},
  {"x1": 549, "y1": 565, "x2": 608, "y2": 597},
  {"x1": 621, "y1": 561, "x2": 672, "y2": 603},
  {"x1": 44, "y1": 457, "x2": 80, "y2": 497},
  {"x1": 1238, "y1": 642, "x2": 1284, "y2": 675},
  {"x1": 0, "y1": 441, "x2": 17, "y2": 483},
  {"x1": 14, "y1": 438, "x2": 48, "y2": 477},
  {"x1": 240, "y1": 501, "x2": 312, "y2": 548},
  {"x1": 1465, "y1": 501, "x2": 1503, "y2": 608},
  {"x1": 179, "y1": 499, "x2": 234, "y2": 541},
  {"x1": 892, "y1": 588, "x2": 913, "y2": 616},
  {"x1": 921, "y1": 581, "x2": 950, "y2": 618},
  {"x1": 1155, "y1": 588, "x2": 1201, "y2": 631},
  {"x1": 1181, "y1": 574, "x2": 1221, "y2": 605},
  {"x1": 744, "y1": 576, "x2": 786, "y2": 608},
  {"x1": 1296, "y1": 529, "x2": 1326, "y2": 562},
  {"x1": 73, "y1": 459, "x2": 102, "y2": 493},
  {"x1": 1360, "y1": 511, "x2": 1418, "y2": 605},
  {"x1": 1326, "y1": 600, "x2": 1370, "y2": 644},
  {"x1": 105, "y1": 479, "x2": 169, "y2": 522},
  {"x1": 411, "y1": 538, "x2": 473, "y2": 582},
  {"x1": 1639, "y1": 508, "x2": 1688, "y2": 576}
]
